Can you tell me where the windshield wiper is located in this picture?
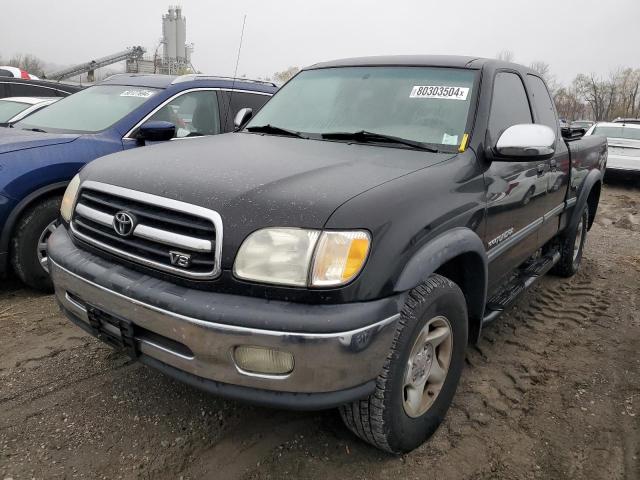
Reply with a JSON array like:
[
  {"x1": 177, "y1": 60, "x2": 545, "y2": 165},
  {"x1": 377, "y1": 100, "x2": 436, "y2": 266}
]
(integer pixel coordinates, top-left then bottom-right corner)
[
  {"x1": 322, "y1": 130, "x2": 440, "y2": 152},
  {"x1": 22, "y1": 127, "x2": 47, "y2": 133},
  {"x1": 246, "y1": 124, "x2": 308, "y2": 139}
]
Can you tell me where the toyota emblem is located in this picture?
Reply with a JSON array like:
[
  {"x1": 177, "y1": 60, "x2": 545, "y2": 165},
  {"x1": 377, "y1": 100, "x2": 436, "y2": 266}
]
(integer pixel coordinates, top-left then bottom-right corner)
[{"x1": 113, "y1": 211, "x2": 136, "y2": 237}]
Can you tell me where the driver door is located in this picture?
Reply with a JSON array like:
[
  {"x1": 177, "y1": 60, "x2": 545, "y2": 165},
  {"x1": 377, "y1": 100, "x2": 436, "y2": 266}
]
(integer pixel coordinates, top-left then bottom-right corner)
[
  {"x1": 124, "y1": 89, "x2": 221, "y2": 148},
  {"x1": 484, "y1": 71, "x2": 549, "y2": 291}
]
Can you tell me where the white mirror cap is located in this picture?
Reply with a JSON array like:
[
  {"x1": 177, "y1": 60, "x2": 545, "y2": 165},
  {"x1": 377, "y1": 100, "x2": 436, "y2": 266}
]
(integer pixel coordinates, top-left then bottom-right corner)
[
  {"x1": 496, "y1": 124, "x2": 556, "y2": 157},
  {"x1": 234, "y1": 107, "x2": 252, "y2": 129}
]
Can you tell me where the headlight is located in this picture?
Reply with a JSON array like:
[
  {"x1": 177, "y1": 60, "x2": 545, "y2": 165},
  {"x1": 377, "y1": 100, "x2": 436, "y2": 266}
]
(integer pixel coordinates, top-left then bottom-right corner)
[
  {"x1": 60, "y1": 174, "x2": 80, "y2": 222},
  {"x1": 234, "y1": 228, "x2": 320, "y2": 286},
  {"x1": 234, "y1": 228, "x2": 370, "y2": 287}
]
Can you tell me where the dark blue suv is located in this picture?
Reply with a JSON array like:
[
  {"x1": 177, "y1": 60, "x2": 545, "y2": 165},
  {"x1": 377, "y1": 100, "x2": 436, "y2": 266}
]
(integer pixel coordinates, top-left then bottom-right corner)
[{"x1": 0, "y1": 73, "x2": 277, "y2": 289}]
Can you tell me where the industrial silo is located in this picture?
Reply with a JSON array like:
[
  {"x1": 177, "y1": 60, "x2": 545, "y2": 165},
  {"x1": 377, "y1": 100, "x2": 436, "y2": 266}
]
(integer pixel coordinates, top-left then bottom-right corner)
[
  {"x1": 163, "y1": 7, "x2": 177, "y2": 60},
  {"x1": 175, "y1": 7, "x2": 186, "y2": 60}
]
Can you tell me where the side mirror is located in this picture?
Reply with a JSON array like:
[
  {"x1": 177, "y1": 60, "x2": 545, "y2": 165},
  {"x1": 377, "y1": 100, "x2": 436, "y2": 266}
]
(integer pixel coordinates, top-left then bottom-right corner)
[
  {"x1": 234, "y1": 107, "x2": 253, "y2": 131},
  {"x1": 138, "y1": 121, "x2": 176, "y2": 143},
  {"x1": 494, "y1": 124, "x2": 556, "y2": 160}
]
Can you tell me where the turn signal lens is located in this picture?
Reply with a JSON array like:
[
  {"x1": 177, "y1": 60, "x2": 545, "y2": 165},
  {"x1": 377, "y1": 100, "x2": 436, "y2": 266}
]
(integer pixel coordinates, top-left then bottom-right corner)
[
  {"x1": 233, "y1": 346, "x2": 294, "y2": 375},
  {"x1": 60, "y1": 174, "x2": 81, "y2": 222},
  {"x1": 311, "y1": 231, "x2": 371, "y2": 287}
]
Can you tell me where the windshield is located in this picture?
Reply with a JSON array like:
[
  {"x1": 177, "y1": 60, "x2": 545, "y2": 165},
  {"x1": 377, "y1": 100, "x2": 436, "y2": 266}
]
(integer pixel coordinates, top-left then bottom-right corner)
[
  {"x1": 15, "y1": 85, "x2": 160, "y2": 133},
  {"x1": 246, "y1": 66, "x2": 477, "y2": 149},
  {"x1": 0, "y1": 100, "x2": 30, "y2": 122},
  {"x1": 592, "y1": 125, "x2": 640, "y2": 141}
]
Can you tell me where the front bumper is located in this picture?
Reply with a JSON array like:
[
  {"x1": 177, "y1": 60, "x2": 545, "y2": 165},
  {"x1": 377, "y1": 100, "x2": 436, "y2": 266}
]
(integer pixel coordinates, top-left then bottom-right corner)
[{"x1": 49, "y1": 227, "x2": 403, "y2": 409}]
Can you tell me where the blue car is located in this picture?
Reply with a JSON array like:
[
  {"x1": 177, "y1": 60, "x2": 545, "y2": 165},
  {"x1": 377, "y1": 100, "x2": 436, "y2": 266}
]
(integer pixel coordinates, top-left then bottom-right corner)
[{"x1": 0, "y1": 73, "x2": 277, "y2": 290}]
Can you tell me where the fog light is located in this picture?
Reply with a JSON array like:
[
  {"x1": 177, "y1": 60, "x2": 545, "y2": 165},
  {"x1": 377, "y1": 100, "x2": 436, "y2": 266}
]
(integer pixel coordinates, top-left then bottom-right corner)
[{"x1": 233, "y1": 346, "x2": 294, "y2": 375}]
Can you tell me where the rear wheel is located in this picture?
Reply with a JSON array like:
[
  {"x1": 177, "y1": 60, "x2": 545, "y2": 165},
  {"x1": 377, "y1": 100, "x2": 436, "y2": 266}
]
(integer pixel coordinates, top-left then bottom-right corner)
[
  {"x1": 339, "y1": 275, "x2": 468, "y2": 453},
  {"x1": 552, "y1": 204, "x2": 588, "y2": 278},
  {"x1": 10, "y1": 196, "x2": 61, "y2": 291}
]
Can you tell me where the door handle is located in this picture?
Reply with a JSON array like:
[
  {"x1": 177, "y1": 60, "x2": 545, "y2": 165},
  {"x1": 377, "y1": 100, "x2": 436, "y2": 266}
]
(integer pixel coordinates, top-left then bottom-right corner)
[{"x1": 537, "y1": 163, "x2": 546, "y2": 176}]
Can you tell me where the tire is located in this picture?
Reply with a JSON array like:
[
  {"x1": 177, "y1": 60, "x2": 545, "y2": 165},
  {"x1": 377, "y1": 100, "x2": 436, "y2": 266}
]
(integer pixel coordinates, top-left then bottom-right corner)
[
  {"x1": 551, "y1": 204, "x2": 588, "y2": 278},
  {"x1": 10, "y1": 196, "x2": 62, "y2": 291},
  {"x1": 521, "y1": 186, "x2": 535, "y2": 206},
  {"x1": 339, "y1": 274, "x2": 468, "y2": 454}
]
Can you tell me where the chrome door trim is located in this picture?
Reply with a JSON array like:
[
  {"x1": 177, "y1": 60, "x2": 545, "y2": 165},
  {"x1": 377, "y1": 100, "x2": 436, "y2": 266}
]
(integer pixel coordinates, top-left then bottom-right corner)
[
  {"x1": 543, "y1": 203, "x2": 565, "y2": 222},
  {"x1": 123, "y1": 87, "x2": 273, "y2": 139},
  {"x1": 487, "y1": 217, "x2": 543, "y2": 262}
]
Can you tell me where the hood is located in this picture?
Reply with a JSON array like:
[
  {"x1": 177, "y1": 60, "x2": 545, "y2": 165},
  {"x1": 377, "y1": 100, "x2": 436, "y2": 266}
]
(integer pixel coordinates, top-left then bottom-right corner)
[
  {"x1": 0, "y1": 127, "x2": 80, "y2": 155},
  {"x1": 607, "y1": 137, "x2": 640, "y2": 149},
  {"x1": 81, "y1": 133, "x2": 453, "y2": 259}
]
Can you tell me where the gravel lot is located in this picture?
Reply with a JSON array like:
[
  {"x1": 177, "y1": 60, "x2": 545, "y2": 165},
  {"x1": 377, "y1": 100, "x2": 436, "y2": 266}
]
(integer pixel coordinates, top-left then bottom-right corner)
[{"x1": 1, "y1": 178, "x2": 639, "y2": 480}]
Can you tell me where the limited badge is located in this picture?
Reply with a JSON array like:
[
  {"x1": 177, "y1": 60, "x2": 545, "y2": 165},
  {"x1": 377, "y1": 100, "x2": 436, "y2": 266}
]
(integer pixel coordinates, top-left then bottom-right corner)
[{"x1": 410, "y1": 86, "x2": 469, "y2": 100}]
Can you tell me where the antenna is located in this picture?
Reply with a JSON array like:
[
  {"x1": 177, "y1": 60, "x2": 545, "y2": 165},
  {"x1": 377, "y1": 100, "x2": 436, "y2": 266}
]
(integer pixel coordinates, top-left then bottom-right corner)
[{"x1": 223, "y1": 14, "x2": 247, "y2": 128}]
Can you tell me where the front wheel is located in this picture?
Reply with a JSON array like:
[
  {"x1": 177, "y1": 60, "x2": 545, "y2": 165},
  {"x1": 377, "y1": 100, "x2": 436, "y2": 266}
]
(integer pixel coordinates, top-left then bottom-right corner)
[
  {"x1": 10, "y1": 196, "x2": 62, "y2": 291},
  {"x1": 339, "y1": 274, "x2": 468, "y2": 453}
]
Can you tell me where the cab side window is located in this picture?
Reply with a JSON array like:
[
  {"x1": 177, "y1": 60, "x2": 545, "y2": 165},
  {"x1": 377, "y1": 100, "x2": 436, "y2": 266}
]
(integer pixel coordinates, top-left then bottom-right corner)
[
  {"x1": 488, "y1": 72, "x2": 533, "y2": 144},
  {"x1": 147, "y1": 90, "x2": 220, "y2": 138},
  {"x1": 526, "y1": 74, "x2": 558, "y2": 132}
]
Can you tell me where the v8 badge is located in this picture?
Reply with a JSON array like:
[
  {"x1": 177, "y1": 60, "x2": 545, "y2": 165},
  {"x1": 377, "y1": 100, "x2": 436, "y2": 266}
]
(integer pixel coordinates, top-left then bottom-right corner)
[{"x1": 169, "y1": 251, "x2": 192, "y2": 268}]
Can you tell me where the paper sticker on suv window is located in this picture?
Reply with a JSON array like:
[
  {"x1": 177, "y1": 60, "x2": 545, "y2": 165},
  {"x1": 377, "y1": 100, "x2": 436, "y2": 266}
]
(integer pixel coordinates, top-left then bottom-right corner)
[
  {"x1": 410, "y1": 86, "x2": 469, "y2": 100},
  {"x1": 120, "y1": 89, "x2": 155, "y2": 98}
]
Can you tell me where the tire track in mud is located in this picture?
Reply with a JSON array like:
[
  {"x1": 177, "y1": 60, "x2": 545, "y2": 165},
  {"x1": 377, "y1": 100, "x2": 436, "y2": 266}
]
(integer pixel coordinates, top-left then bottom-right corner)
[{"x1": 458, "y1": 264, "x2": 613, "y2": 428}]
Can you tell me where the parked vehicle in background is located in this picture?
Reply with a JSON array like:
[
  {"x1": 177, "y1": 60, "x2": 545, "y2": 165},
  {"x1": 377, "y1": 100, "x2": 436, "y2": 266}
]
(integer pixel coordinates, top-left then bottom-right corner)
[
  {"x1": 571, "y1": 119, "x2": 594, "y2": 130},
  {"x1": 0, "y1": 66, "x2": 39, "y2": 79},
  {"x1": 0, "y1": 77, "x2": 83, "y2": 99},
  {"x1": 586, "y1": 122, "x2": 640, "y2": 174},
  {"x1": 49, "y1": 56, "x2": 606, "y2": 454},
  {"x1": 0, "y1": 97, "x2": 59, "y2": 126},
  {"x1": 0, "y1": 73, "x2": 277, "y2": 290},
  {"x1": 612, "y1": 117, "x2": 640, "y2": 125}
]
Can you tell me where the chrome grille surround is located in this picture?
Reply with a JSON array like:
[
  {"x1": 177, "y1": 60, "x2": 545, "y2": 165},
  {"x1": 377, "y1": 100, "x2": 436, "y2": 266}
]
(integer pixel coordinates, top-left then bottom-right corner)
[{"x1": 70, "y1": 180, "x2": 223, "y2": 280}]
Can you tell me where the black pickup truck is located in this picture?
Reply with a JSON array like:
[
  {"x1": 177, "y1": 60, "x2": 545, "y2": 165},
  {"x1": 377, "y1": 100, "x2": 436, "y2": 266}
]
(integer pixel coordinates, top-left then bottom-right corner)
[{"x1": 48, "y1": 56, "x2": 607, "y2": 453}]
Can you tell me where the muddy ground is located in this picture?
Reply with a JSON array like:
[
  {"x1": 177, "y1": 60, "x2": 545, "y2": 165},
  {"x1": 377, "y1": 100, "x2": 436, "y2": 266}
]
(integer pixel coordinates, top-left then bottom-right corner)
[{"x1": 1, "y1": 177, "x2": 639, "y2": 480}]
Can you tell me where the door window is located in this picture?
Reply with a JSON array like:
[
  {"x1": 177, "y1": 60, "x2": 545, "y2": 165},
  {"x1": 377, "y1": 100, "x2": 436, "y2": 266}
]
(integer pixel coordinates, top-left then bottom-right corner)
[
  {"x1": 146, "y1": 90, "x2": 221, "y2": 138},
  {"x1": 488, "y1": 72, "x2": 533, "y2": 144},
  {"x1": 219, "y1": 91, "x2": 272, "y2": 131},
  {"x1": 527, "y1": 75, "x2": 558, "y2": 132}
]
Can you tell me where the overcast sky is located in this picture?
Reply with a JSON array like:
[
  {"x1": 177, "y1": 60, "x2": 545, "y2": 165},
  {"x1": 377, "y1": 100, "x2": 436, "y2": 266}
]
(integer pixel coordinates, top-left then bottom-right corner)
[{"x1": 2, "y1": 0, "x2": 638, "y2": 84}]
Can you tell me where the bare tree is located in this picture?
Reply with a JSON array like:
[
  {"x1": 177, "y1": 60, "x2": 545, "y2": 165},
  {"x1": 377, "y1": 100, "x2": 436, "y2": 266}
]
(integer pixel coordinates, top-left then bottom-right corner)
[
  {"x1": 554, "y1": 86, "x2": 588, "y2": 120},
  {"x1": 273, "y1": 66, "x2": 299, "y2": 85},
  {"x1": 8, "y1": 53, "x2": 45, "y2": 76},
  {"x1": 530, "y1": 60, "x2": 559, "y2": 95},
  {"x1": 496, "y1": 50, "x2": 515, "y2": 62}
]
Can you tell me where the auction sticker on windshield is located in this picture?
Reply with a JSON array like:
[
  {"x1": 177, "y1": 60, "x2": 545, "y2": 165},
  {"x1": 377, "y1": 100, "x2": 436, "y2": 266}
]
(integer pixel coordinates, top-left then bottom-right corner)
[
  {"x1": 120, "y1": 89, "x2": 156, "y2": 98},
  {"x1": 410, "y1": 86, "x2": 469, "y2": 100}
]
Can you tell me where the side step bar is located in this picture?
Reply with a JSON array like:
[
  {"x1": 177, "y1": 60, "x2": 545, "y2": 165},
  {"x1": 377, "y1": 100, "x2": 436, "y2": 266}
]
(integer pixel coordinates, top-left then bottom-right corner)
[{"x1": 482, "y1": 250, "x2": 561, "y2": 325}]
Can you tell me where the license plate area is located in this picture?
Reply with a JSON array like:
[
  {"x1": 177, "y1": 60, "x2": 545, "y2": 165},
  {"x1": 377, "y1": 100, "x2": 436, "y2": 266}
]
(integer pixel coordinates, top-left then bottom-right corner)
[{"x1": 86, "y1": 306, "x2": 138, "y2": 357}]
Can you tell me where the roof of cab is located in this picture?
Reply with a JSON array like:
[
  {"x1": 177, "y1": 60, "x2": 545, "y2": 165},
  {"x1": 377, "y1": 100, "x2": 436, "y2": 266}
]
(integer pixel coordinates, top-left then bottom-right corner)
[{"x1": 306, "y1": 55, "x2": 529, "y2": 73}]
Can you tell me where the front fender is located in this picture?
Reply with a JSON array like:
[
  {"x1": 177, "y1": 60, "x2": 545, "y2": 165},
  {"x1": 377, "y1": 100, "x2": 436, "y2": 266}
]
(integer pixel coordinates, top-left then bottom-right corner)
[{"x1": 394, "y1": 227, "x2": 487, "y2": 293}]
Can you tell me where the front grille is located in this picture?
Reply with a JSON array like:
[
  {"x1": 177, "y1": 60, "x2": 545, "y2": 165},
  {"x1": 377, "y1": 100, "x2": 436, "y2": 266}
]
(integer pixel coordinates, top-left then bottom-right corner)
[{"x1": 70, "y1": 181, "x2": 222, "y2": 280}]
